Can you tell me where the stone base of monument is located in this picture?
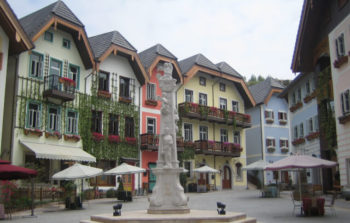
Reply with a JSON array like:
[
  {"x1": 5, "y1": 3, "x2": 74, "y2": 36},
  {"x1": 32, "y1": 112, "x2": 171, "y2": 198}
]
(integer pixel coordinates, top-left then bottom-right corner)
[{"x1": 80, "y1": 210, "x2": 257, "y2": 223}]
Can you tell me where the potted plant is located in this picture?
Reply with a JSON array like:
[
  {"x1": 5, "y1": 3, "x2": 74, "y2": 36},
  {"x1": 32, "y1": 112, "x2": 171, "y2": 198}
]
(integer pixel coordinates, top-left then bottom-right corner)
[{"x1": 92, "y1": 132, "x2": 104, "y2": 142}]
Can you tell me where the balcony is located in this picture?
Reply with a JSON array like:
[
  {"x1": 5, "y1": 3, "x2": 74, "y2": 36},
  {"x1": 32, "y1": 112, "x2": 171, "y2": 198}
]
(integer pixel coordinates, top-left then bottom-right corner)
[
  {"x1": 194, "y1": 140, "x2": 242, "y2": 157},
  {"x1": 140, "y1": 133, "x2": 184, "y2": 152},
  {"x1": 178, "y1": 102, "x2": 251, "y2": 128},
  {"x1": 43, "y1": 75, "x2": 75, "y2": 104}
]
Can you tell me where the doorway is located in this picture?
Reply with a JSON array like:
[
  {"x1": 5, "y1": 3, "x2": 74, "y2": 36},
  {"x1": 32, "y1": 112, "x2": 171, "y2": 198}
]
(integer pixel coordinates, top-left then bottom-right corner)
[
  {"x1": 148, "y1": 163, "x2": 156, "y2": 192},
  {"x1": 222, "y1": 166, "x2": 232, "y2": 189}
]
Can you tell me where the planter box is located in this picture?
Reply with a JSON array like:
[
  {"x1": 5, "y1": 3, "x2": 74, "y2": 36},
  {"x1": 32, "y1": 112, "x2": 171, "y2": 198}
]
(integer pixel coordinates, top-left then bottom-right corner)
[
  {"x1": 45, "y1": 131, "x2": 62, "y2": 139},
  {"x1": 290, "y1": 102, "x2": 303, "y2": 113},
  {"x1": 292, "y1": 138, "x2": 305, "y2": 146},
  {"x1": 64, "y1": 134, "x2": 80, "y2": 142},
  {"x1": 267, "y1": 147, "x2": 275, "y2": 153},
  {"x1": 119, "y1": 96, "x2": 132, "y2": 104},
  {"x1": 97, "y1": 90, "x2": 111, "y2": 99},
  {"x1": 24, "y1": 128, "x2": 43, "y2": 137},
  {"x1": 281, "y1": 148, "x2": 289, "y2": 153},
  {"x1": 333, "y1": 55, "x2": 348, "y2": 68},
  {"x1": 306, "y1": 132, "x2": 320, "y2": 141},
  {"x1": 339, "y1": 114, "x2": 350, "y2": 124},
  {"x1": 145, "y1": 99, "x2": 158, "y2": 106}
]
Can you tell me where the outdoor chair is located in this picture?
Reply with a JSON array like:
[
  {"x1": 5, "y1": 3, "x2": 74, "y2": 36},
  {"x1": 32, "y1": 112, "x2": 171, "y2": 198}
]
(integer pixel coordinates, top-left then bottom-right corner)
[
  {"x1": 324, "y1": 193, "x2": 336, "y2": 216},
  {"x1": 291, "y1": 192, "x2": 302, "y2": 216}
]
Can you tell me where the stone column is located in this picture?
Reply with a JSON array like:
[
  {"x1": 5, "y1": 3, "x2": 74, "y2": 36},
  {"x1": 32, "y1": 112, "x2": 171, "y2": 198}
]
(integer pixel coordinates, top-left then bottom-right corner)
[{"x1": 147, "y1": 63, "x2": 189, "y2": 214}]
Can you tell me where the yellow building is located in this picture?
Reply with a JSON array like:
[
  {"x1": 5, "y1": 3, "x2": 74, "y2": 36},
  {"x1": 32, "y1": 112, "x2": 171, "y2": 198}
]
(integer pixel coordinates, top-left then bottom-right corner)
[{"x1": 177, "y1": 54, "x2": 255, "y2": 191}]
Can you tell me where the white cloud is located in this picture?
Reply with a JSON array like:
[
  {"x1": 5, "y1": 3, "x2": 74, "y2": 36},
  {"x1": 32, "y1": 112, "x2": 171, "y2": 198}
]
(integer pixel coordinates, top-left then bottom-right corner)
[{"x1": 8, "y1": 0, "x2": 303, "y2": 80}]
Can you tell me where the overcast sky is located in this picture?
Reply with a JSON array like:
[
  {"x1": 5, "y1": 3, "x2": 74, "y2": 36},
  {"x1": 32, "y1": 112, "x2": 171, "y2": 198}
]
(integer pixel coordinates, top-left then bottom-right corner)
[{"x1": 8, "y1": 0, "x2": 304, "y2": 80}]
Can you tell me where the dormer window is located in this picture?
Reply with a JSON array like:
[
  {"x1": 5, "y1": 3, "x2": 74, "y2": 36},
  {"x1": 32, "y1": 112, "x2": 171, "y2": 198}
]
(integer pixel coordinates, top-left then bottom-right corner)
[
  {"x1": 199, "y1": 77, "x2": 206, "y2": 86},
  {"x1": 63, "y1": 38, "x2": 71, "y2": 49}
]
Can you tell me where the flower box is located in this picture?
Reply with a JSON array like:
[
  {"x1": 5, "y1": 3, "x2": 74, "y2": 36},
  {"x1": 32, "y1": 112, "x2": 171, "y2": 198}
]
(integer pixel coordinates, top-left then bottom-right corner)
[
  {"x1": 265, "y1": 118, "x2": 274, "y2": 124},
  {"x1": 98, "y1": 90, "x2": 111, "y2": 99},
  {"x1": 145, "y1": 99, "x2": 158, "y2": 106},
  {"x1": 267, "y1": 147, "x2": 275, "y2": 153},
  {"x1": 281, "y1": 147, "x2": 289, "y2": 153},
  {"x1": 92, "y1": 132, "x2": 104, "y2": 142},
  {"x1": 233, "y1": 143, "x2": 242, "y2": 152},
  {"x1": 290, "y1": 102, "x2": 303, "y2": 112},
  {"x1": 108, "y1": 135, "x2": 120, "y2": 143},
  {"x1": 125, "y1": 137, "x2": 137, "y2": 145},
  {"x1": 333, "y1": 55, "x2": 348, "y2": 68},
  {"x1": 23, "y1": 128, "x2": 43, "y2": 137},
  {"x1": 338, "y1": 113, "x2": 350, "y2": 124},
  {"x1": 119, "y1": 96, "x2": 132, "y2": 104},
  {"x1": 306, "y1": 131, "x2": 320, "y2": 141},
  {"x1": 292, "y1": 138, "x2": 305, "y2": 146},
  {"x1": 64, "y1": 134, "x2": 80, "y2": 142},
  {"x1": 279, "y1": 119, "x2": 287, "y2": 125},
  {"x1": 45, "y1": 131, "x2": 62, "y2": 139},
  {"x1": 303, "y1": 91, "x2": 317, "y2": 103},
  {"x1": 59, "y1": 77, "x2": 76, "y2": 87},
  {"x1": 184, "y1": 141, "x2": 195, "y2": 148}
]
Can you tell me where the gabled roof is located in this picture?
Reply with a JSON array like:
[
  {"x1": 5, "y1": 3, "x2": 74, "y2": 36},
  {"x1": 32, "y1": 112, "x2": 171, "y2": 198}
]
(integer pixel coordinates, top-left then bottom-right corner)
[
  {"x1": 89, "y1": 31, "x2": 137, "y2": 59},
  {"x1": 19, "y1": 0, "x2": 94, "y2": 69},
  {"x1": 216, "y1": 62, "x2": 242, "y2": 78},
  {"x1": 89, "y1": 31, "x2": 148, "y2": 85},
  {"x1": 279, "y1": 72, "x2": 310, "y2": 99},
  {"x1": 249, "y1": 77, "x2": 285, "y2": 105},
  {"x1": 179, "y1": 54, "x2": 256, "y2": 108},
  {"x1": 179, "y1": 53, "x2": 219, "y2": 75},
  {"x1": 139, "y1": 43, "x2": 182, "y2": 84},
  {"x1": 0, "y1": 0, "x2": 33, "y2": 54}
]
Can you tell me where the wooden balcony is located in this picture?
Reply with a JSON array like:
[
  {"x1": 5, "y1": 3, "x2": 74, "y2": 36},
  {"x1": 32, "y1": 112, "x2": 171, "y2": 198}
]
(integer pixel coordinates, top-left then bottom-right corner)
[
  {"x1": 43, "y1": 75, "x2": 75, "y2": 104},
  {"x1": 178, "y1": 102, "x2": 251, "y2": 128},
  {"x1": 194, "y1": 140, "x2": 242, "y2": 157},
  {"x1": 140, "y1": 133, "x2": 184, "y2": 152}
]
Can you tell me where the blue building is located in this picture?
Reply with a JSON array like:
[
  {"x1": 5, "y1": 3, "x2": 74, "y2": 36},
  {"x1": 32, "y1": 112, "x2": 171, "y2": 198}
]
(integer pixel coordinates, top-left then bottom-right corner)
[{"x1": 246, "y1": 78, "x2": 290, "y2": 185}]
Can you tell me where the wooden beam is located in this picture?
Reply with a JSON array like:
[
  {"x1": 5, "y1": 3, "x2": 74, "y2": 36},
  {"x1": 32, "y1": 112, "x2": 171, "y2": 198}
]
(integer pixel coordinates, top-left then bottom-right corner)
[
  {"x1": 32, "y1": 18, "x2": 55, "y2": 42},
  {"x1": 264, "y1": 88, "x2": 283, "y2": 105},
  {"x1": 148, "y1": 55, "x2": 183, "y2": 84}
]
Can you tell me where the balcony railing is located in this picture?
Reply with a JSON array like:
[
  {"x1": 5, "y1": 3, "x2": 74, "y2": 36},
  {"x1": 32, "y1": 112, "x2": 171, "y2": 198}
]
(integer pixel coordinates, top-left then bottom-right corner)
[
  {"x1": 194, "y1": 140, "x2": 242, "y2": 157},
  {"x1": 140, "y1": 133, "x2": 184, "y2": 151},
  {"x1": 178, "y1": 102, "x2": 251, "y2": 128},
  {"x1": 43, "y1": 75, "x2": 75, "y2": 103}
]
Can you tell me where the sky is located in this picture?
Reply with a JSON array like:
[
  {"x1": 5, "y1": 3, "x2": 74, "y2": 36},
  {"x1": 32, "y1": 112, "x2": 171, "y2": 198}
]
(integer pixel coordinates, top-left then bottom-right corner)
[{"x1": 8, "y1": 0, "x2": 304, "y2": 80}]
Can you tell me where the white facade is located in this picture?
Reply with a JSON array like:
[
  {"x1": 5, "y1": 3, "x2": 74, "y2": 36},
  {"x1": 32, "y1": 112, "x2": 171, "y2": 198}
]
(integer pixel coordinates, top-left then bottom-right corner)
[
  {"x1": 0, "y1": 25, "x2": 9, "y2": 155},
  {"x1": 329, "y1": 14, "x2": 350, "y2": 187}
]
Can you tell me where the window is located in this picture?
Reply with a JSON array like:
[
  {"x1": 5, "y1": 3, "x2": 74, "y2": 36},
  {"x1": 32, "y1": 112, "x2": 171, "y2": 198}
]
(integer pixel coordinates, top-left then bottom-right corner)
[
  {"x1": 50, "y1": 59, "x2": 62, "y2": 76},
  {"x1": 341, "y1": 89, "x2": 350, "y2": 115},
  {"x1": 147, "y1": 118, "x2": 156, "y2": 134},
  {"x1": 308, "y1": 117, "x2": 314, "y2": 134},
  {"x1": 314, "y1": 115, "x2": 319, "y2": 131},
  {"x1": 219, "y1": 98, "x2": 227, "y2": 110},
  {"x1": 109, "y1": 114, "x2": 119, "y2": 135},
  {"x1": 44, "y1": 31, "x2": 53, "y2": 42},
  {"x1": 47, "y1": 106, "x2": 60, "y2": 132},
  {"x1": 293, "y1": 126, "x2": 298, "y2": 140},
  {"x1": 292, "y1": 92, "x2": 296, "y2": 105},
  {"x1": 232, "y1": 101, "x2": 239, "y2": 112},
  {"x1": 199, "y1": 126, "x2": 208, "y2": 140},
  {"x1": 236, "y1": 163, "x2": 242, "y2": 180},
  {"x1": 26, "y1": 102, "x2": 41, "y2": 129},
  {"x1": 66, "y1": 110, "x2": 78, "y2": 135},
  {"x1": 220, "y1": 129, "x2": 228, "y2": 142},
  {"x1": 184, "y1": 123, "x2": 193, "y2": 142},
  {"x1": 266, "y1": 138, "x2": 275, "y2": 148},
  {"x1": 265, "y1": 109, "x2": 274, "y2": 122},
  {"x1": 199, "y1": 93, "x2": 207, "y2": 106},
  {"x1": 234, "y1": 132, "x2": 240, "y2": 144},
  {"x1": 147, "y1": 83, "x2": 156, "y2": 100},
  {"x1": 335, "y1": 33, "x2": 345, "y2": 59},
  {"x1": 278, "y1": 111, "x2": 287, "y2": 124},
  {"x1": 299, "y1": 123, "x2": 304, "y2": 138},
  {"x1": 99, "y1": 71, "x2": 109, "y2": 92},
  {"x1": 125, "y1": 117, "x2": 134, "y2": 137},
  {"x1": 297, "y1": 87, "x2": 302, "y2": 102},
  {"x1": 219, "y1": 83, "x2": 226, "y2": 92},
  {"x1": 63, "y1": 38, "x2": 70, "y2": 49},
  {"x1": 69, "y1": 64, "x2": 79, "y2": 89},
  {"x1": 280, "y1": 139, "x2": 288, "y2": 148},
  {"x1": 119, "y1": 76, "x2": 130, "y2": 97},
  {"x1": 29, "y1": 52, "x2": 43, "y2": 78},
  {"x1": 91, "y1": 111, "x2": 102, "y2": 133},
  {"x1": 199, "y1": 77, "x2": 206, "y2": 86},
  {"x1": 185, "y1": 89, "x2": 193, "y2": 102},
  {"x1": 306, "y1": 80, "x2": 311, "y2": 95}
]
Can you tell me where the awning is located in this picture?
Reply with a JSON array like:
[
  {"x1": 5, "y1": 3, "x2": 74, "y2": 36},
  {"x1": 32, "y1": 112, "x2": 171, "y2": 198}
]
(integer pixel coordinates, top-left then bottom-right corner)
[{"x1": 20, "y1": 140, "x2": 96, "y2": 163}]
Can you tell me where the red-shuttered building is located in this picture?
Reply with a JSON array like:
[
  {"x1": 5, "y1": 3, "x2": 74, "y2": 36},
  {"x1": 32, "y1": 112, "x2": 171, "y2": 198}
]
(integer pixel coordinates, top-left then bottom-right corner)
[{"x1": 138, "y1": 44, "x2": 183, "y2": 192}]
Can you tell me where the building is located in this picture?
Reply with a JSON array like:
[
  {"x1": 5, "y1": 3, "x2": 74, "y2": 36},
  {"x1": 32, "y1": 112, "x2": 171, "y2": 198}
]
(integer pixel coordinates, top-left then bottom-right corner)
[
  {"x1": 286, "y1": 0, "x2": 350, "y2": 190},
  {"x1": 329, "y1": 13, "x2": 350, "y2": 187},
  {"x1": 177, "y1": 53, "x2": 255, "y2": 191},
  {"x1": 4, "y1": 1, "x2": 98, "y2": 183},
  {"x1": 246, "y1": 78, "x2": 290, "y2": 186},
  {"x1": 138, "y1": 43, "x2": 183, "y2": 192},
  {"x1": 87, "y1": 30, "x2": 149, "y2": 191},
  {"x1": 0, "y1": 0, "x2": 33, "y2": 159}
]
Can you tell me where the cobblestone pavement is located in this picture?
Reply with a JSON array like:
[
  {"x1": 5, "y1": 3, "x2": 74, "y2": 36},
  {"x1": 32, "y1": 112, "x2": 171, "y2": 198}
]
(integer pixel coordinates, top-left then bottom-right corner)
[{"x1": 2, "y1": 189, "x2": 350, "y2": 223}]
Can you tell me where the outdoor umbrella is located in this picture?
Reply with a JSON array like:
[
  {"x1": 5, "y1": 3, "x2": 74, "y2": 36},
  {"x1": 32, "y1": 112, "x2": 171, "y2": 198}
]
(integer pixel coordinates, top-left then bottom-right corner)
[
  {"x1": 242, "y1": 159, "x2": 269, "y2": 190},
  {"x1": 193, "y1": 165, "x2": 220, "y2": 173},
  {"x1": 52, "y1": 163, "x2": 103, "y2": 207},
  {"x1": 265, "y1": 155, "x2": 337, "y2": 204},
  {"x1": 0, "y1": 160, "x2": 37, "y2": 217},
  {"x1": 104, "y1": 163, "x2": 146, "y2": 175}
]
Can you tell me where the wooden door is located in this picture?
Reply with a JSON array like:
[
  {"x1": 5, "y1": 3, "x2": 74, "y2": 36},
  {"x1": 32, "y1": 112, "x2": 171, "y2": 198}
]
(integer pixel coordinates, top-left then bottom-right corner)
[{"x1": 222, "y1": 166, "x2": 231, "y2": 189}]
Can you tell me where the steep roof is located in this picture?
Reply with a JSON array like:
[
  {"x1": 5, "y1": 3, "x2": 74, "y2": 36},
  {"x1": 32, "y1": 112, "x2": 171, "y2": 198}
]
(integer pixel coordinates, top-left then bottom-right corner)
[
  {"x1": 20, "y1": 0, "x2": 83, "y2": 39},
  {"x1": 19, "y1": 0, "x2": 94, "y2": 69},
  {"x1": 249, "y1": 77, "x2": 285, "y2": 105},
  {"x1": 89, "y1": 31, "x2": 137, "y2": 59},
  {"x1": 138, "y1": 43, "x2": 182, "y2": 83},
  {"x1": 179, "y1": 53, "x2": 219, "y2": 74},
  {"x1": 216, "y1": 62, "x2": 242, "y2": 78}
]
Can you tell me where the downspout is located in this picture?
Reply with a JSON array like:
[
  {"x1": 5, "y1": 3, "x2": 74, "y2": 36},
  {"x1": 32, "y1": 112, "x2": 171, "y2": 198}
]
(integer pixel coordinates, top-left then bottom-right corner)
[{"x1": 9, "y1": 55, "x2": 19, "y2": 162}]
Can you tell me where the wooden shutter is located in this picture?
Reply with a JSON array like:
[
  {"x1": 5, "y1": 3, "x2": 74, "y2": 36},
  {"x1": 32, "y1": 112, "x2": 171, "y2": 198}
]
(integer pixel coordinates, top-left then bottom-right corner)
[
  {"x1": 265, "y1": 111, "x2": 268, "y2": 118},
  {"x1": 44, "y1": 53, "x2": 50, "y2": 77},
  {"x1": 266, "y1": 138, "x2": 269, "y2": 146}
]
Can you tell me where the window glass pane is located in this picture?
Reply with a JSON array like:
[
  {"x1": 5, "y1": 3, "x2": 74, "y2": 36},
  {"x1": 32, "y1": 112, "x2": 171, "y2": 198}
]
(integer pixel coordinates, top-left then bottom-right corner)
[
  {"x1": 232, "y1": 101, "x2": 239, "y2": 112},
  {"x1": 147, "y1": 118, "x2": 156, "y2": 134},
  {"x1": 50, "y1": 60, "x2": 61, "y2": 76},
  {"x1": 185, "y1": 90, "x2": 193, "y2": 102},
  {"x1": 220, "y1": 98, "x2": 227, "y2": 110},
  {"x1": 199, "y1": 126, "x2": 208, "y2": 140},
  {"x1": 220, "y1": 129, "x2": 227, "y2": 142},
  {"x1": 199, "y1": 93, "x2": 207, "y2": 106},
  {"x1": 120, "y1": 77, "x2": 130, "y2": 97},
  {"x1": 184, "y1": 124, "x2": 192, "y2": 141}
]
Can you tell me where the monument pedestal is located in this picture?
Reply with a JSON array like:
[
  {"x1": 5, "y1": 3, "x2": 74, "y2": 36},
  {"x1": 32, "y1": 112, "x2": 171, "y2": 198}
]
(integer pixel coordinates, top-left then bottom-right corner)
[{"x1": 148, "y1": 167, "x2": 189, "y2": 214}]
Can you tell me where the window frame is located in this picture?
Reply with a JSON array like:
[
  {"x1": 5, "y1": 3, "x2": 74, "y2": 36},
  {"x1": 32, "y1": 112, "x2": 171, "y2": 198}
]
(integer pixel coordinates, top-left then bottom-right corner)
[
  {"x1": 108, "y1": 114, "x2": 119, "y2": 135},
  {"x1": 49, "y1": 58, "x2": 62, "y2": 77},
  {"x1": 335, "y1": 33, "x2": 346, "y2": 59},
  {"x1": 29, "y1": 51, "x2": 43, "y2": 79},
  {"x1": 66, "y1": 109, "x2": 78, "y2": 135},
  {"x1": 47, "y1": 104, "x2": 61, "y2": 133},
  {"x1": 279, "y1": 138, "x2": 289, "y2": 148},
  {"x1": 119, "y1": 76, "x2": 130, "y2": 98},
  {"x1": 91, "y1": 110, "x2": 103, "y2": 133},
  {"x1": 266, "y1": 137, "x2": 276, "y2": 148},
  {"x1": 184, "y1": 123, "x2": 193, "y2": 142},
  {"x1": 68, "y1": 63, "x2": 80, "y2": 89},
  {"x1": 293, "y1": 125, "x2": 299, "y2": 140},
  {"x1": 265, "y1": 109, "x2": 274, "y2": 121},
  {"x1": 219, "y1": 83, "x2": 226, "y2": 92},
  {"x1": 147, "y1": 117, "x2": 156, "y2": 134},
  {"x1": 232, "y1": 100, "x2": 239, "y2": 112},
  {"x1": 341, "y1": 89, "x2": 350, "y2": 115},
  {"x1": 44, "y1": 31, "x2": 53, "y2": 42},
  {"x1": 26, "y1": 101, "x2": 42, "y2": 130},
  {"x1": 299, "y1": 123, "x2": 304, "y2": 138},
  {"x1": 199, "y1": 77, "x2": 206, "y2": 86},
  {"x1": 220, "y1": 128, "x2": 228, "y2": 142},
  {"x1": 147, "y1": 83, "x2": 156, "y2": 100},
  {"x1": 233, "y1": 131, "x2": 240, "y2": 144},
  {"x1": 124, "y1": 117, "x2": 135, "y2": 137},
  {"x1": 185, "y1": 89, "x2": 193, "y2": 102},
  {"x1": 199, "y1": 93, "x2": 207, "y2": 106},
  {"x1": 99, "y1": 71, "x2": 110, "y2": 92},
  {"x1": 219, "y1": 97, "x2": 227, "y2": 110},
  {"x1": 199, "y1": 125, "x2": 208, "y2": 141},
  {"x1": 62, "y1": 38, "x2": 71, "y2": 49}
]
